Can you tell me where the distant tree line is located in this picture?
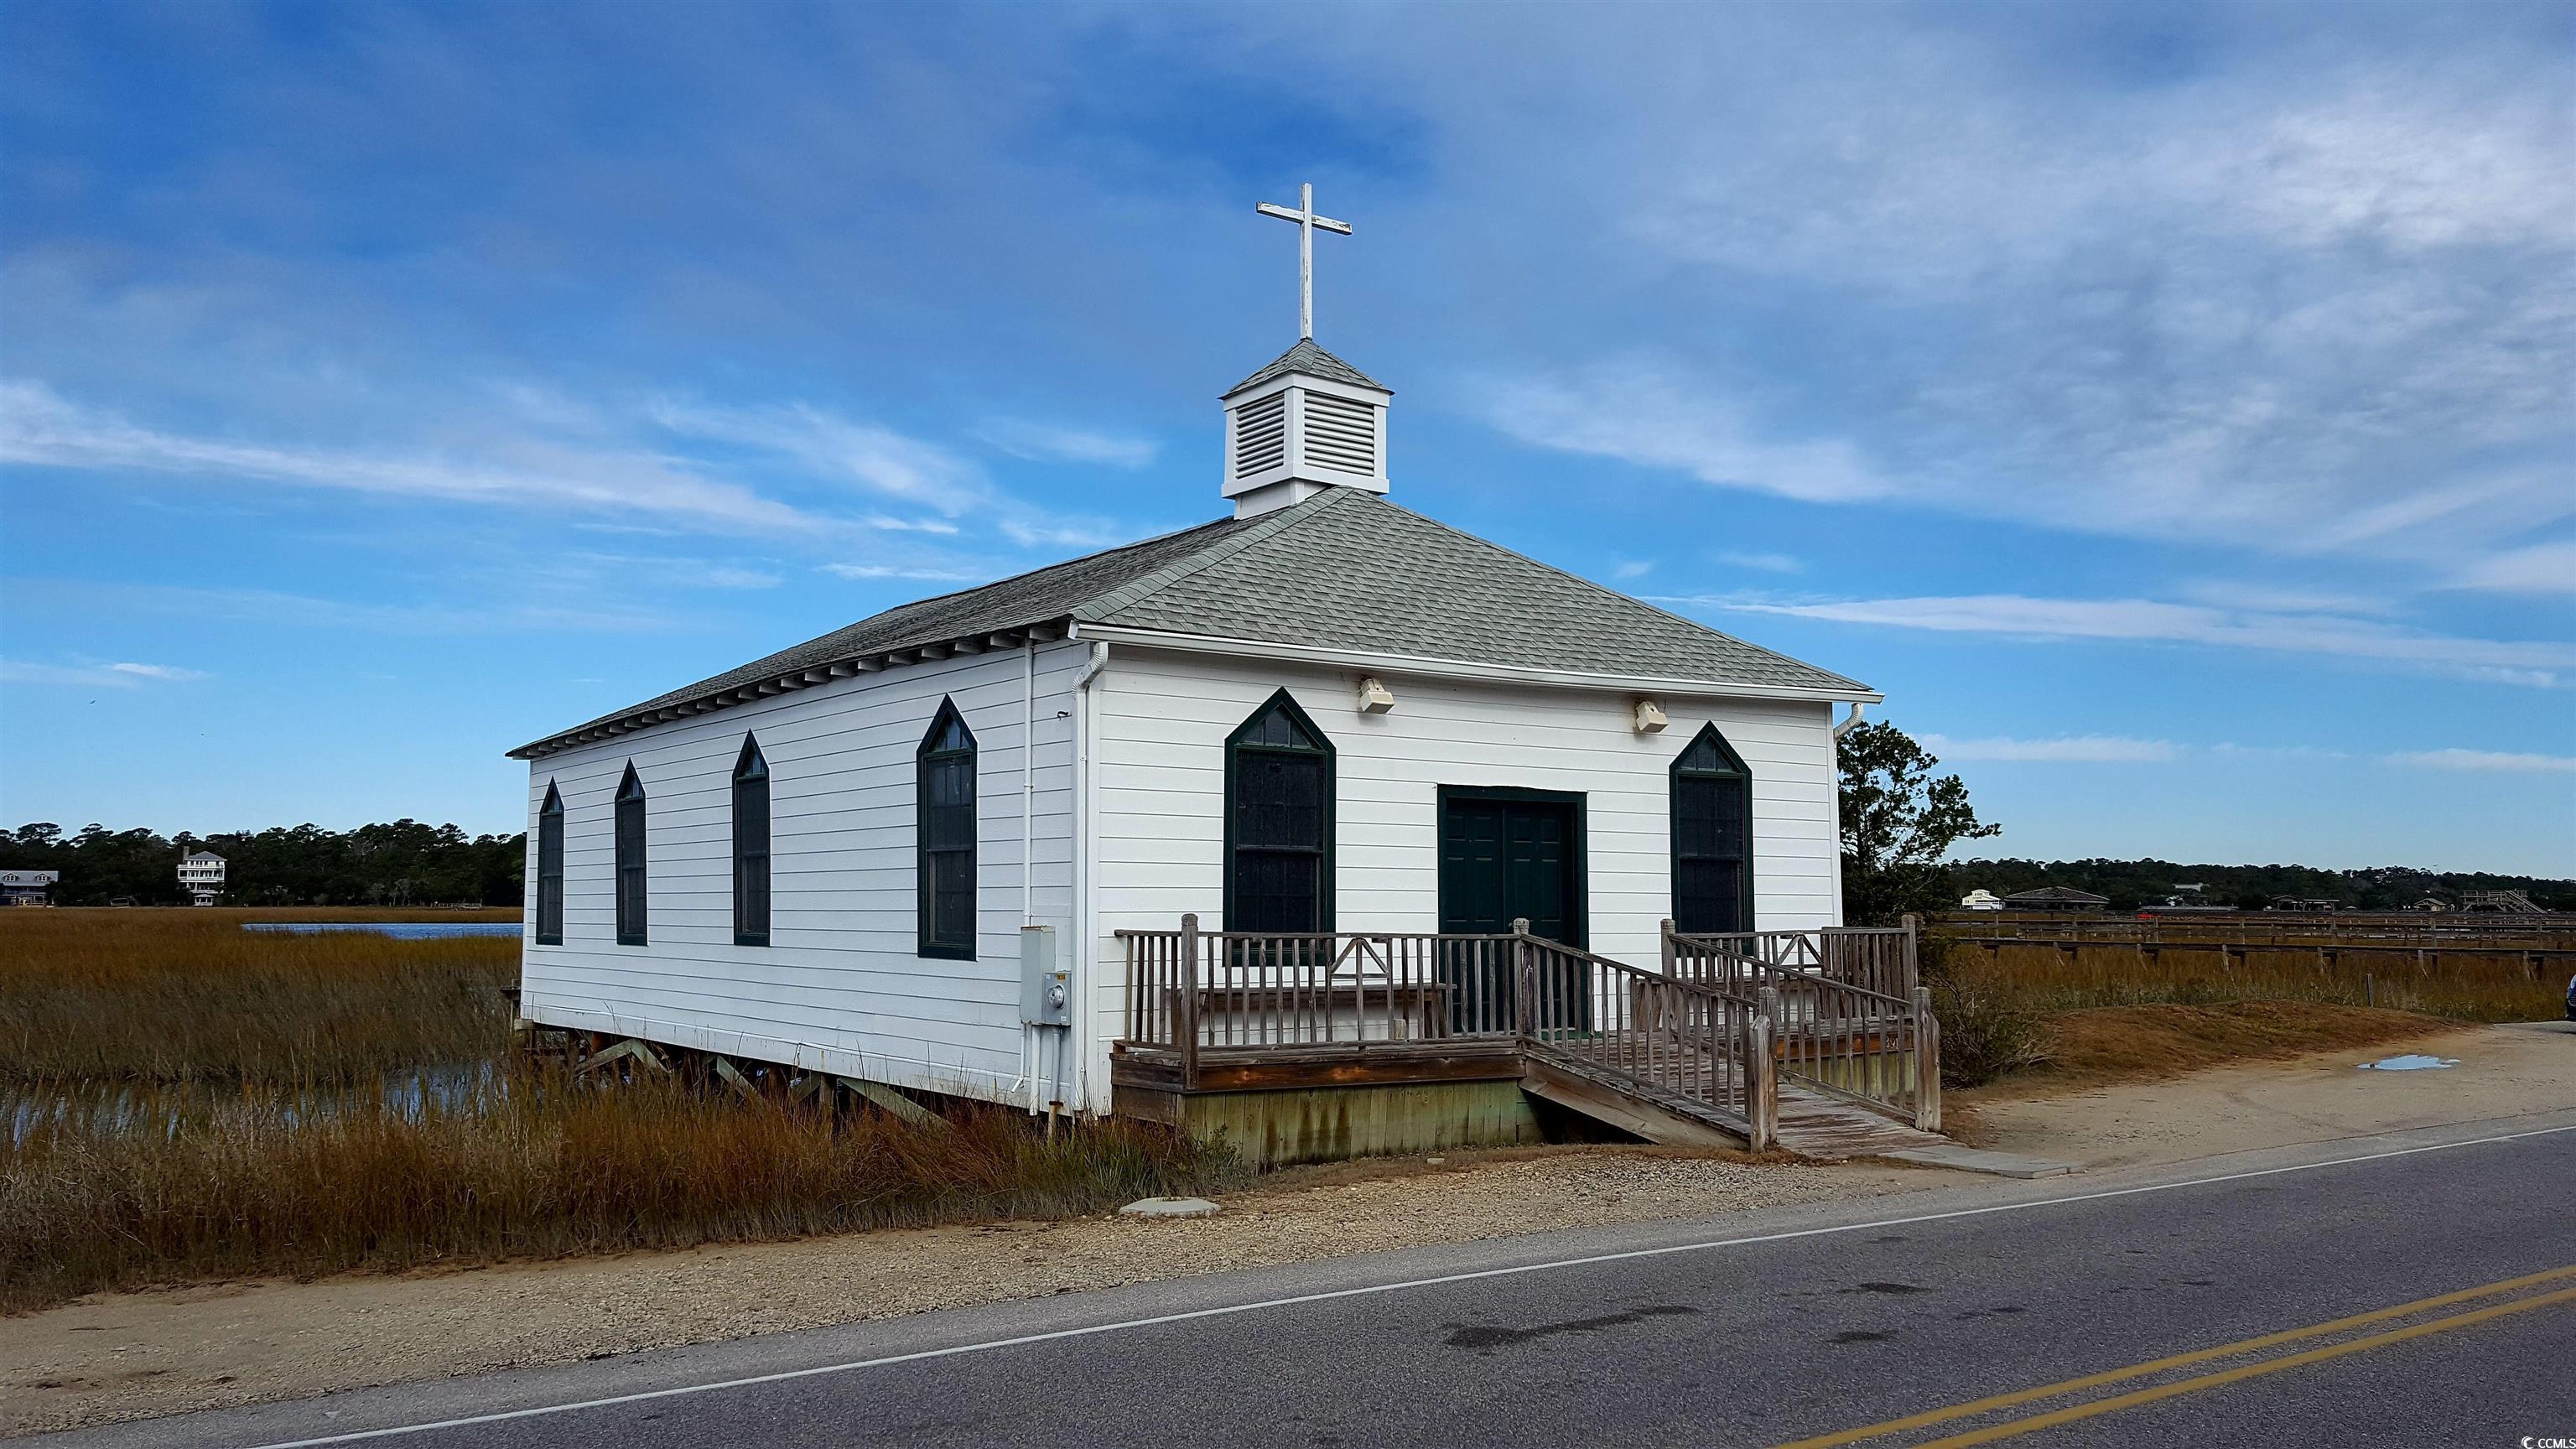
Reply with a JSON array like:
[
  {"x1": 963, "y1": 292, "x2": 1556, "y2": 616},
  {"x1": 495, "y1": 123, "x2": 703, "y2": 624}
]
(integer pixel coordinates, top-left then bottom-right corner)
[
  {"x1": 2, "y1": 821, "x2": 525, "y2": 906},
  {"x1": 1835, "y1": 721, "x2": 2573, "y2": 922},
  {"x1": 1941, "y1": 859, "x2": 2573, "y2": 914}
]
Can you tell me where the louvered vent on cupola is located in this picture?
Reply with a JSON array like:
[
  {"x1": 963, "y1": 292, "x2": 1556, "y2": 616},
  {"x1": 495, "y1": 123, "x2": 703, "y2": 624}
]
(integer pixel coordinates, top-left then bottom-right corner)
[
  {"x1": 1231, "y1": 392, "x2": 1288, "y2": 480},
  {"x1": 1220, "y1": 340, "x2": 1391, "y2": 519}
]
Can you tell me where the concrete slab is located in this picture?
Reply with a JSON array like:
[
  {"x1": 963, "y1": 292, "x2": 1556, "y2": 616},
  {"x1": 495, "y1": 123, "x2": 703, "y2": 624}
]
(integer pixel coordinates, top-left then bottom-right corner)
[
  {"x1": 1119, "y1": 1197, "x2": 1223, "y2": 1218},
  {"x1": 1882, "y1": 1144, "x2": 2080, "y2": 1178}
]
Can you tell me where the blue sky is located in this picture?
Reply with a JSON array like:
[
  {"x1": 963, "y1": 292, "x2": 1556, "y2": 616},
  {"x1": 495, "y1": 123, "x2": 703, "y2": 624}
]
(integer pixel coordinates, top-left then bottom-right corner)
[{"x1": 2, "y1": 2, "x2": 2570, "y2": 873}]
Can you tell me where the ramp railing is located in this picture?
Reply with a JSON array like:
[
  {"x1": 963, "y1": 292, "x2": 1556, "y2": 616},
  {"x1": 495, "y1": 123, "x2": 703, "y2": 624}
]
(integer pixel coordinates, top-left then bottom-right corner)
[{"x1": 1667, "y1": 922, "x2": 1939, "y2": 1132}]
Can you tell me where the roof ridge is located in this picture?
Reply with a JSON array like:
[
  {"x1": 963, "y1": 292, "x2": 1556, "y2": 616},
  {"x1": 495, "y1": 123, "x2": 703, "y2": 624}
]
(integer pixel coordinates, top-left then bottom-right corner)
[
  {"x1": 1351, "y1": 495, "x2": 1872, "y2": 694},
  {"x1": 1072, "y1": 488, "x2": 1354, "y2": 621}
]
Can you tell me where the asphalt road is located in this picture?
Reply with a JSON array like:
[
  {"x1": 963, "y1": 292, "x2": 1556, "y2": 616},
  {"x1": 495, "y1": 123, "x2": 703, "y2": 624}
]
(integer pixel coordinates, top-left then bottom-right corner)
[{"x1": 43, "y1": 1113, "x2": 2576, "y2": 1449}]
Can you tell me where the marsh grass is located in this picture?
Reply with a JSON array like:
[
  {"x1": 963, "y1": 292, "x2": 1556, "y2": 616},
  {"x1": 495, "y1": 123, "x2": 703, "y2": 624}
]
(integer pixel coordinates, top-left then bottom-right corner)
[
  {"x1": 3, "y1": 1065, "x2": 1233, "y2": 1312},
  {"x1": 0, "y1": 908, "x2": 518, "y2": 1084},
  {"x1": 1, "y1": 911, "x2": 1238, "y2": 1312}
]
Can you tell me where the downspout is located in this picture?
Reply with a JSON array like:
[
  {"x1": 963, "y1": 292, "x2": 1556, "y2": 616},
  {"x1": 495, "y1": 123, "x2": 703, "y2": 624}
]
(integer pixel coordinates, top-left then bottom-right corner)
[
  {"x1": 1023, "y1": 637, "x2": 1041, "y2": 1116},
  {"x1": 1831, "y1": 701, "x2": 1866, "y2": 740},
  {"x1": 1022, "y1": 638, "x2": 1037, "y2": 926},
  {"x1": 1071, "y1": 638, "x2": 1109, "y2": 1117}
]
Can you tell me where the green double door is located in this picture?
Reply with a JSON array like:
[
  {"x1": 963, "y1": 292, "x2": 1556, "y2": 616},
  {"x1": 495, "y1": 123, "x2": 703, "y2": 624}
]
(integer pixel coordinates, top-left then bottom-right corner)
[{"x1": 1436, "y1": 792, "x2": 1586, "y2": 1033}]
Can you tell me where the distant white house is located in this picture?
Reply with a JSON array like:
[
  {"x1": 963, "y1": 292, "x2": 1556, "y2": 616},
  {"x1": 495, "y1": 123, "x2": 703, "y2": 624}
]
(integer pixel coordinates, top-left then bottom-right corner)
[
  {"x1": 178, "y1": 851, "x2": 226, "y2": 906},
  {"x1": 506, "y1": 218, "x2": 1881, "y2": 1122},
  {"x1": 1959, "y1": 889, "x2": 2004, "y2": 911},
  {"x1": 1, "y1": 870, "x2": 60, "y2": 906}
]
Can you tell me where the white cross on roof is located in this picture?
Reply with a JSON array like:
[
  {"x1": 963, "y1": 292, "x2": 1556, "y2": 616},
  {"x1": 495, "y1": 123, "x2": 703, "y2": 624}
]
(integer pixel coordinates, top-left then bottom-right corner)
[{"x1": 1255, "y1": 182, "x2": 1352, "y2": 341}]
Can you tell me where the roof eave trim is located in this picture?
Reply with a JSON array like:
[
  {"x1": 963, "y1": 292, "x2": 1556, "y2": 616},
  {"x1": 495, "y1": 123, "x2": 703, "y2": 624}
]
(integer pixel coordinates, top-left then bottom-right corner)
[
  {"x1": 1067, "y1": 623, "x2": 1884, "y2": 705},
  {"x1": 504, "y1": 618, "x2": 1074, "y2": 761}
]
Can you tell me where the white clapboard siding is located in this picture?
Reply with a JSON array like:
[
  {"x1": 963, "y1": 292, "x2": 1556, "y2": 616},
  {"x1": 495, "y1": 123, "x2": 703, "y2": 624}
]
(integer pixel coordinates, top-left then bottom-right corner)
[
  {"x1": 520, "y1": 641, "x2": 1085, "y2": 1103},
  {"x1": 1082, "y1": 647, "x2": 1843, "y2": 1107}
]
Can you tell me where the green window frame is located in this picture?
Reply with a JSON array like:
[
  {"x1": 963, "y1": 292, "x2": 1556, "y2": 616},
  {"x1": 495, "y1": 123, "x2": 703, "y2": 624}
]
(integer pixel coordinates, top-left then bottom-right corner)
[
  {"x1": 733, "y1": 735, "x2": 771, "y2": 948},
  {"x1": 1670, "y1": 723, "x2": 1754, "y2": 935},
  {"x1": 1223, "y1": 688, "x2": 1336, "y2": 934},
  {"x1": 614, "y1": 762, "x2": 648, "y2": 946},
  {"x1": 534, "y1": 781, "x2": 564, "y2": 945},
  {"x1": 917, "y1": 699, "x2": 977, "y2": 959}
]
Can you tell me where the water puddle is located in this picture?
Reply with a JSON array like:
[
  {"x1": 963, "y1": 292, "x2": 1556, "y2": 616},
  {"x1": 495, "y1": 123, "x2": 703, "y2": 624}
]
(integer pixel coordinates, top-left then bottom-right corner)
[{"x1": 2357, "y1": 1054, "x2": 2459, "y2": 1072}]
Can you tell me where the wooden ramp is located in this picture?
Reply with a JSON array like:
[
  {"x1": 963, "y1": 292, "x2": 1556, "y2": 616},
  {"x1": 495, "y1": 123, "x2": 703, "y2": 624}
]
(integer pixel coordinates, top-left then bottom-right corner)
[
  {"x1": 1519, "y1": 1044, "x2": 1948, "y2": 1161},
  {"x1": 1519, "y1": 1044, "x2": 1753, "y2": 1148},
  {"x1": 1774, "y1": 1081, "x2": 1950, "y2": 1159}
]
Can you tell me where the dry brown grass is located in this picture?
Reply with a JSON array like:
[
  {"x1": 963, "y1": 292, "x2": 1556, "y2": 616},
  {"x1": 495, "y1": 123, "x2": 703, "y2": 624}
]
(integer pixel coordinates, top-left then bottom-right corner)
[
  {"x1": 1952, "y1": 1000, "x2": 2451, "y2": 1102},
  {"x1": 0, "y1": 909, "x2": 1236, "y2": 1314},
  {"x1": 0, "y1": 909, "x2": 518, "y2": 1085},
  {"x1": 2, "y1": 1067, "x2": 1232, "y2": 1314},
  {"x1": 1946, "y1": 937, "x2": 2561, "y2": 1023}
]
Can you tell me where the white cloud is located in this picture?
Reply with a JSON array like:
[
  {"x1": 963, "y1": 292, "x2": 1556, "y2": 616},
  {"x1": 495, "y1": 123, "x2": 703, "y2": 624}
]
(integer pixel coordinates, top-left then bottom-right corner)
[
  {"x1": 1481, "y1": 359, "x2": 1891, "y2": 505},
  {"x1": 2382, "y1": 748, "x2": 2576, "y2": 774},
  {"x1": 997, "y1": 515, "x2": 1128, "y2": 551},
  {"x1": 1, "y1": 380, "x2": 830, "y2": 538},
  {"x1": 819, "y1": 562, "x2": 985, "y2": 583},
  {"x1": 978, "y1": 418, "x2": 1160, "y2": 469},
  {"x1": 1670, "y1": 589, "x2": 2576, "y2": 686},
  {"x1": 2454, "y1": 541, "x2": 2576, "y2": 597},
  {"x1": 1919, "y1": 733, "x2": 2179, "y2": 764},
  {"x1": 1405, "y1": 19, "x2": 2576, "y2": 578},
  {"x1": 1, "y1": 658, "x2": 209, "y2": 688},
  {"x1": 863, "y1": 515, "x2": 963, "y2": 536},
  {"x1": 1717, "y1": 551, "x2": 1804, "y2": 575},
  {"x1": 1610, "y1": 559, "x2": 1654, "y2": 580},
  {"x1": 9, "y1": 579, "x2": 685, "y2": 636},
  {"x1": 647, "y1": 397, "x2": 990, "y2": 516},
  {"x1": 697, "y1": 568, "x2": 782, "y2": 589}
]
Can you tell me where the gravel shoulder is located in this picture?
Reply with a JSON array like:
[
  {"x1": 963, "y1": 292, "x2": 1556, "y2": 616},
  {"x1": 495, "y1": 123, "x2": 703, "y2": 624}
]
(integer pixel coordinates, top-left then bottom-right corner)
[{"x1": 1, "y1": 1146, "x2": 1925, "y2": 1437}]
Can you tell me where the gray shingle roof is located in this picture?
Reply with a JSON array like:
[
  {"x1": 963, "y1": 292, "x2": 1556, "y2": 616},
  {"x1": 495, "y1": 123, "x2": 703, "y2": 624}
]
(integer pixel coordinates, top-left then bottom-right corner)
[
  {"x1": 510, "y1": 488, "x2": 1870, "y2": 758},
  {"x1": 1223, "y1": 339, "x2": 1386, "y2": 397}
]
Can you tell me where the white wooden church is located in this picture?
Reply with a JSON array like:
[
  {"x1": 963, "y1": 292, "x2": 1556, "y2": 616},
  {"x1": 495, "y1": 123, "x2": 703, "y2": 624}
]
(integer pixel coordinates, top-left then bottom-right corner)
[{"x1": 509, "y1": 190, "x2": 1881, "y2": 1138}]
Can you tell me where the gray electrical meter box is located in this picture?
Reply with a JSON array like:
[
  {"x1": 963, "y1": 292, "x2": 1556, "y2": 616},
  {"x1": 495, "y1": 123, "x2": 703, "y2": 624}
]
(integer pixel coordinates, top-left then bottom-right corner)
[{"x1": 1020, "y1": 925, "x2": 1069, "y2": 1027}]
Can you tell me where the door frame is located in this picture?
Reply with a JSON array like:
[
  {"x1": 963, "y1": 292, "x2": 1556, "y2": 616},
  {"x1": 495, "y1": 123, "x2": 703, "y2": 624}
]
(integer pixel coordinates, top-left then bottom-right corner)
[{"x1": 1434, "y1": 785, "x2": 1590, "y2": 948}]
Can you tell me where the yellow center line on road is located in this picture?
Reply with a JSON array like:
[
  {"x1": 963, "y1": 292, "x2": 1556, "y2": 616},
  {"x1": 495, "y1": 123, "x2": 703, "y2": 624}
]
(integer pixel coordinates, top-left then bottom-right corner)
[
  {"x1": 1914, "y1": 1284, "x2": 2576, "y2": 1447},
  {"x1": 1774, "y1": 1264, "x2": 2576, "y2": 1449}
]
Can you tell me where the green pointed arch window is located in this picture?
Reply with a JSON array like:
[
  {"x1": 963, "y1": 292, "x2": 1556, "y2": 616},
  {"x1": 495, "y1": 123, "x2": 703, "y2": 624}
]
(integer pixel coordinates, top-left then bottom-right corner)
[
  {"x1": 733, "y1": 735, "x2": 771, "y2": 947},
  {"x1": 1670, "y1": 724, "x2": 1753, "y2": 935},
  {"x1": 917, "y1": 700, "x2": 977, "y2": 959},
  {"x1": 535, "y1": 782, "x2": 564, "y2": 945},
  {"x1": 614, "y1": 762, "x2": 648, "y2": 946},
  {"x1": 1224, "y1": 689, "x2": 1335, "y2": 933}
]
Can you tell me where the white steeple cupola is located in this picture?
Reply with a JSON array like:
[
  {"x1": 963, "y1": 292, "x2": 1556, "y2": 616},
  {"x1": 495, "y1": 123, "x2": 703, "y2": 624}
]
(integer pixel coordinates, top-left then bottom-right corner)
[
  {"x1": 1222, "y1": 340, "x2": 1391, "y2": 518},
  {"x1": 1225, "y1": 181, "x2": 1389, "y2": 519}
]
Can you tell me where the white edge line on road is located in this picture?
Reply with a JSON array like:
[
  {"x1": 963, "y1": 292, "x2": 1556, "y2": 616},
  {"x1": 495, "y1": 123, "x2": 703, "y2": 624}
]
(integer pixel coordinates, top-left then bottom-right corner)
[{"x1": 236, "y1": 1119, "x2": 2576, "y2": 1449}]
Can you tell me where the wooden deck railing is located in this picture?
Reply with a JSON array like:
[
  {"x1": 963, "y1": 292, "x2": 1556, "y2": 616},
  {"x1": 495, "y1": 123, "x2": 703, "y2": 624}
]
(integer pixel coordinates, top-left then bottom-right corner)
[
  {"x1": 1114, "y1": 917, "x2": 1935, "y2": 1147},
  {"x1": 1667, "y1": 922, "x2": 1937, "y2": 1132}
]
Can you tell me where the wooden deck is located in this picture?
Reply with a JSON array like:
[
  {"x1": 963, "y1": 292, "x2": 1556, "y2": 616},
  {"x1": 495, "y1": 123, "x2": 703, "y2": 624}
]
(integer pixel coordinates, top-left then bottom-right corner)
[{"x1": 1114, "y1": 918, "x2": 1940, "y2": 1158}]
